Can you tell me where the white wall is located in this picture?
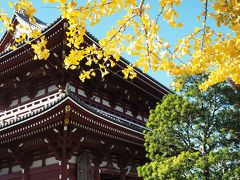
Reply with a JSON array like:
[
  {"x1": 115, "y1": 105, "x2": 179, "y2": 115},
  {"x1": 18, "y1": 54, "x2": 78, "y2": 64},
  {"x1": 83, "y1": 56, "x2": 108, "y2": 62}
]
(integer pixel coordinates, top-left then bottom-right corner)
[
  {"x1": 45, "y1": 157, "x2": 58, "y2": 166},
  {"x1": 115, "y1": 105, "x2": 123, "y2": 112},
  {"x1": 48, "y1": 85, "x2": 58, "y2": 92},
  {"x1": 0, "y1": 168, "x2": 8, "y2": 175},
  {"x1": 102, "y1": 99, "x2": 110, "y2": 107},
  {"x1": 125, "y1": 110, "x2": 133, "y2": 116},
  {"x1": 68, "y1": 156, "x2": 77, "y2": 164},
  {"x1": 36, "y1": 89, "x2": 45, "y2": 97},
  {"x1": 21, "y1": 95, "x2": 30, "y2": 103},
  {"x1": 9, "y1": 99, "x2": 18, "y2": 107},
  {"x1": 12, "y1": 165, "x2": 21, "y2": 173},
  {"x1": 30, "y1": 160, "x2": 42, "y2": 169},
  {"x1": 78, "y1": 89, "x2": 86, "y2": 97}
]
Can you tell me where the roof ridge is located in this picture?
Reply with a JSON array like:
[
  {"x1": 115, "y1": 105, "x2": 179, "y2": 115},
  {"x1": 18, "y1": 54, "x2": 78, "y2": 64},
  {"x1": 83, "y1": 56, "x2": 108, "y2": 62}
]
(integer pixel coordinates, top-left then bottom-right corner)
[{"x1": 14, "y1": 11, "x2": 47, "y2": 29}]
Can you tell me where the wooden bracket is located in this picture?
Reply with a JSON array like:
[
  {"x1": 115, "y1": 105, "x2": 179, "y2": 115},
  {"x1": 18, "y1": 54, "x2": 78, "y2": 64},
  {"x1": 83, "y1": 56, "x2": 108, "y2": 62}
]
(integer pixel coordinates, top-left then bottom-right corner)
[{"x1": 64, "y1": 105, "x2": 71, "y2": 126}]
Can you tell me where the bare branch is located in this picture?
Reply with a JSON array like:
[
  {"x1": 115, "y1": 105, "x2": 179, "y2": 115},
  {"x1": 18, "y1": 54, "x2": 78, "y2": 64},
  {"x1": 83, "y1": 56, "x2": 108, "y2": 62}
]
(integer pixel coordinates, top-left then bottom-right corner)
[
  {"x1": 139, "y1": 0, "x2": 145, "y2": 10},
  {"x1": 201, "y1": 0, "x2": 209, "y2": 49},
  {"x1": 156, "y1": 5, "x2": 166, "y2": 24}
]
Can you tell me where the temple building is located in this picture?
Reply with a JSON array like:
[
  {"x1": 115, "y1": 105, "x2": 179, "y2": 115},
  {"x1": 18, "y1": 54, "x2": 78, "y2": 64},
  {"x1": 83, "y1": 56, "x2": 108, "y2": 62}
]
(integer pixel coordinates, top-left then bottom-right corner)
[{"x1": 0, "y1": 11, "x2": 171, "y2": 180}]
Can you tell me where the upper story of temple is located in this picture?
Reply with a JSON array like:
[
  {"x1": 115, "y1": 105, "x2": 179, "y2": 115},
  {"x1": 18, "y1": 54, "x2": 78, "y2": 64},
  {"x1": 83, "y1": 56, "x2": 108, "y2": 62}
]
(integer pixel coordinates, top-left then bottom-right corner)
[{"x1": 0, "y1": 10, "x2": 171, "y2": 131}]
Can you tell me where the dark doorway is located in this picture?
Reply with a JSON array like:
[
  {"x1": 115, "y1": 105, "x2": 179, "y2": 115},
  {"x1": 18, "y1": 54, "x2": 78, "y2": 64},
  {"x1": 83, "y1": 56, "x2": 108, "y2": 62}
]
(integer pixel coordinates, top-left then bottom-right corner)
[{"x1": 100, "y1": 173, "x2": 120, "y2": 180}]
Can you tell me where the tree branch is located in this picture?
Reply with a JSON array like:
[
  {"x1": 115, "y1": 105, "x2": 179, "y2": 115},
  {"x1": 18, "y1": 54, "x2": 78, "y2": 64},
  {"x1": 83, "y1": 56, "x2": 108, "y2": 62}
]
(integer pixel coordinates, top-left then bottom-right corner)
[{"x1": 201, "y1": 0, "x2": 209, "y2": 49}]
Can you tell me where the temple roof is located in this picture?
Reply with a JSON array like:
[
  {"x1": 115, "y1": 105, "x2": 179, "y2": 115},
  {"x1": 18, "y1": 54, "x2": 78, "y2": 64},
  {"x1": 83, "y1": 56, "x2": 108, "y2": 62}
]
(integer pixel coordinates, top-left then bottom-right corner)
[
  {"x1": 0, "y1": 10, "x2": 47, "y2": 53},
  {"x1": 0, "y1": 12, "x2": 172, "y2": 101},
  {"x1": 0, "y1": 91, "x2": 147, "y2": 133},
  {"x1": 15, "y1": 10, "x2": 47, "y2": 29}
]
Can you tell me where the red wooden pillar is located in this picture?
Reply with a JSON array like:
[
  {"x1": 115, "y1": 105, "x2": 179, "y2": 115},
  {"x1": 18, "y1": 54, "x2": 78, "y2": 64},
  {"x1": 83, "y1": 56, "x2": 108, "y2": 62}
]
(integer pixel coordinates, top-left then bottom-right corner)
[
  {"x1": 59, "y1": 105, "x2": 71, "y2": 179},
  {"x1": 21, "y1": 166, "x2": 29, "y2": 180},
  {"x1": 59, "y1": 159, "x2": 69, "y2": 180},
  {"x1": 119, "y1": 162, "x2": 126, "y2": 180},
  {"x1": 94, "y1": 160, "x2": 100, "y2": 180},
  {"x1": 21, "y1": 154, "x2": 30, "y2": 180},
  {"x1": 120, "y1": 170, "x2": 126, "y2": 180}
]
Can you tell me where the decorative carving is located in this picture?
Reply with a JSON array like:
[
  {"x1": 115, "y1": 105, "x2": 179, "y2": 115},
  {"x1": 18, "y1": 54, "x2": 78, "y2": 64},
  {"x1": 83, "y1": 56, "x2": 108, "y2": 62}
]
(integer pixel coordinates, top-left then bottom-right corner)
[{"x1": 64, "y1": 105, "x2": 71, "y2": 126}]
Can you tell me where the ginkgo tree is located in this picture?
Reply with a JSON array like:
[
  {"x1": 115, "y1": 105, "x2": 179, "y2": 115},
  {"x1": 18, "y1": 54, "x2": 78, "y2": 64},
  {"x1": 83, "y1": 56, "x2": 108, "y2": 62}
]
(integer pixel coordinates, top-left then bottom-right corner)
[{"x1": 0, "y1": 0, "x2": 239, "y2": 90}]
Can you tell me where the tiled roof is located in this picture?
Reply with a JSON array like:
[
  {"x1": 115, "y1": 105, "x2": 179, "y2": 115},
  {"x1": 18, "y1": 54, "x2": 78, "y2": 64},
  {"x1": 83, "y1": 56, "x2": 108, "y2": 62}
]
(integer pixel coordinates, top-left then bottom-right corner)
[
  {"x1": 0, "y1": 13, "x2": 62, "y2": 57},
  {"x1": 15, "y1": 11, "x2": 47, "y2": 29},
  {"x1": 0, "y1": 91, "x2": 147, "y2": 133},
  {"x1": 67, "y1": 92, "x2": 148, "y2": 132},
  {"x1": 0, "y1": 93, "x2": 66, "y2": 130}
]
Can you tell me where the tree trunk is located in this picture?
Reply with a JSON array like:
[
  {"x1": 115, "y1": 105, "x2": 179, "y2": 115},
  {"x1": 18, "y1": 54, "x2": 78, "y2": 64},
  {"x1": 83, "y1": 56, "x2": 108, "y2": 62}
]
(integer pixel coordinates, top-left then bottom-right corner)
[{"x1": 203, "y1": 165, "x2": 209, "y2": 180}]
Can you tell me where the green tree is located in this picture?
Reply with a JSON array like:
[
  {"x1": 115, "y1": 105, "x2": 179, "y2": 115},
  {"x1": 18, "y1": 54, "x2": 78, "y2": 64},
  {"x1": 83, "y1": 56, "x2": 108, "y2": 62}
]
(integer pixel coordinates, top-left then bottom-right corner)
[{"x1": 138, "y1": 76, "x2": 240, "y2": 179}]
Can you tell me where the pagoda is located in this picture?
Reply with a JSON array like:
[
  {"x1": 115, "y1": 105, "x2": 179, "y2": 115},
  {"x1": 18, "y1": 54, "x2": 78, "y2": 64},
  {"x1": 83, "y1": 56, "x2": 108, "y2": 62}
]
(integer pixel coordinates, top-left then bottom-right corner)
[{"x1": 0, "y1": 11, "x2": 171, "y2": 180}]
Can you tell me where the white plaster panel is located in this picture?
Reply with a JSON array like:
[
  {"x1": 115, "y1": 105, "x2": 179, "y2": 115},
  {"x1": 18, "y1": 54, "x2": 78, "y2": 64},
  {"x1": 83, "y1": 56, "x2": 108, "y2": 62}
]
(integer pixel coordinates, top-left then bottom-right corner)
[
  {"x1": 21, "y1": 95, "x2": 30, "y2": 103},
  {"x1": 115, "y1": 105, "x2": 123, "y2": 112},
  {"x1": 68, "y1": 156, "x2": 77, "y2": 164},
  {"x1": 30, "y1": 160, "x2": 42, "y2": 169},
  {"x1": 94, "y1": 96, "x2": 100, "y2": 103},
  {"x1": 78, "y1": 89, "x2": 86, "y2": 97},
  {"x1": 125, "y1": 110, "x2": 133, "y2": 116},
  {"x1": 99, "y1": 161, "x2": 107, "y2": 167},
  {"x1": 36, "y1": 89, "x2": 45, "y2": 97},
  {"x1": 137, "y1": 115, "x2": 142, "y2": 120},
  {"x1": 0, "y1": 168, "x2": 8, "y2": 175},
  {"x1": 69, "y1": 85, "x2": 76, "y2": 93},
  {"x1": 112, "y1": 163, "x2": 120, "y2": 170},
  {"x1": 45, "y1": 157, "x2": 58, "y2": 165},
  {"x1": 102, "y1": 99, "x2": 110, "y2": 107},
  {"x1": 12, "y1": 165, "x2": 21, "y2": 173},
  {"x1": 48, "y1": 85, "x2": 58, "y2": 92},
  {"x1": 10, "y1": 99, "x2": 18, "y2": 107}
]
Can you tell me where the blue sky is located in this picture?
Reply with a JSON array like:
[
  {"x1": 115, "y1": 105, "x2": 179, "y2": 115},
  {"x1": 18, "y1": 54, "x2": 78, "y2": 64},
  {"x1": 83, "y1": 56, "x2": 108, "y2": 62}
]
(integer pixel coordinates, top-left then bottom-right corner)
[{"x1": 0, "y1": 0, "x2": 214, "y2": 89}]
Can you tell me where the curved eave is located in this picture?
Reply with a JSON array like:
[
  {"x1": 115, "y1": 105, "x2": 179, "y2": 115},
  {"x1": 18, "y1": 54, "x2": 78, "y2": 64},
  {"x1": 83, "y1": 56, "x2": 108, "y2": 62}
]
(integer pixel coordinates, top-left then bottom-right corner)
[
  {"x1": 0, "y1": 17, "x2": 63, "y2": 60},
  {"x1": 67, "y1": 96, "x2": 146, "y2": 135},
  {"x1": 15, "y1": 12, "x2": 47, "y2": 29},
  {"x1": 0, "y1": 94, "x2": 146, "y2": 135},
  {"x1": 0, "y1": 94, "x2": 66, "y2": 131}
]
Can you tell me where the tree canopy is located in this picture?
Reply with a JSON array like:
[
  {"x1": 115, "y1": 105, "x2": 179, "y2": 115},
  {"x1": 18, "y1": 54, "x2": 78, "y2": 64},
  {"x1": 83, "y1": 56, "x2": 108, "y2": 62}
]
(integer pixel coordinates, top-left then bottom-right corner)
[
  {"x1": 0, "y1": 0, "x2": 239, "y2": 90},
  {"x1": 138, "y1": 76, "x2": 240, "y2": 179}
]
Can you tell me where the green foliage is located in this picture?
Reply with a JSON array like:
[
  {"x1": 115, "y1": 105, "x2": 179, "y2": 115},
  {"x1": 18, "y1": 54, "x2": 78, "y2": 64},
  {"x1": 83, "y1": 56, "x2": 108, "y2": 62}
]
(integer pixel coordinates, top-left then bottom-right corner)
[{"x1": 138, "y1": 76, "x2": 240, "y2": 180}]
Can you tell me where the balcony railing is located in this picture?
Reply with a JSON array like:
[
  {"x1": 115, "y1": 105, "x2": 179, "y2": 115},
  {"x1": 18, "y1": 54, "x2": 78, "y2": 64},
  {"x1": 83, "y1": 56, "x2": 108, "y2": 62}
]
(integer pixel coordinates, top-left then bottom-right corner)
[
  {"x1": 0, "y1": 89, "x2": 147, "y2": 132},
  {"x1": 0, "y1": 92, "x2": 65, "y2": 128},
  {"x1": 67, "y1": 91, "x2": 148, "y2": 132},
  {"x1": 69, "y1": 91, "x2": 146, "y2": 127}
]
